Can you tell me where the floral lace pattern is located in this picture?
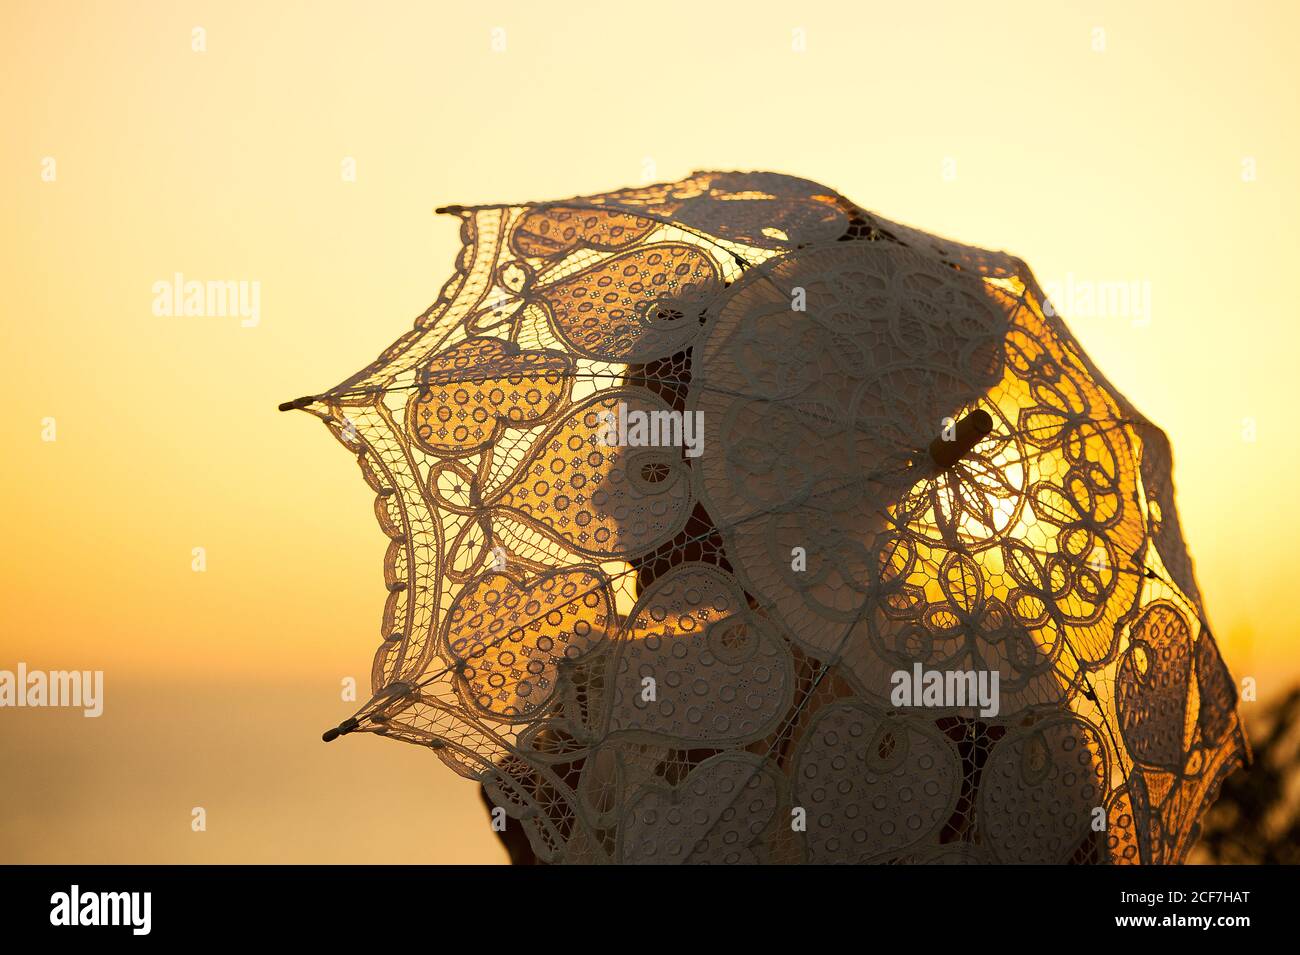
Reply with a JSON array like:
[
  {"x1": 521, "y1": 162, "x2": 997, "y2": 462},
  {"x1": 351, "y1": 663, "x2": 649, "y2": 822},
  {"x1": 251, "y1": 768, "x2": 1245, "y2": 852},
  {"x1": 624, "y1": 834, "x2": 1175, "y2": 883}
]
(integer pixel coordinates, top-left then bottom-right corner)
[{"x1": 299, "y1": 171, "x2": 1246, "y2": 864}]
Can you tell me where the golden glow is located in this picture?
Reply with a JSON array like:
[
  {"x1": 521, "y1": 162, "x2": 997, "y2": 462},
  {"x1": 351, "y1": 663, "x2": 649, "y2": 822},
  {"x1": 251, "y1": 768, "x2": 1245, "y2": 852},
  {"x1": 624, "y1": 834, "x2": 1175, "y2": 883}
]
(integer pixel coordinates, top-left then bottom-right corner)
[{"x1": 2, "y1": 0, "x2": 1297, "y2": 863}]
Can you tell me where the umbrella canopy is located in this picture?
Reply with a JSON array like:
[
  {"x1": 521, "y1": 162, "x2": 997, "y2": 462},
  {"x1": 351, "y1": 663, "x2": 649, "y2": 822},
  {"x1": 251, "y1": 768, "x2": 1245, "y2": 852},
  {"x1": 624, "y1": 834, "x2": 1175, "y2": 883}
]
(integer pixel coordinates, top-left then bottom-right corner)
[{"x1": 287, "y1": 171, "x2": 1247, "y2": 864}]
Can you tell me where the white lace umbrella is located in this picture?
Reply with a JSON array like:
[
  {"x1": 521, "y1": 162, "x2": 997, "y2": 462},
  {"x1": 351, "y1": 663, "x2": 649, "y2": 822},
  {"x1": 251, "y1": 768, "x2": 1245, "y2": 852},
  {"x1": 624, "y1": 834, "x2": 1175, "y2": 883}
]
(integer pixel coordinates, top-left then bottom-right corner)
[{"x1": 285, "y1": 171, "x2": 1246, "y2": 864}]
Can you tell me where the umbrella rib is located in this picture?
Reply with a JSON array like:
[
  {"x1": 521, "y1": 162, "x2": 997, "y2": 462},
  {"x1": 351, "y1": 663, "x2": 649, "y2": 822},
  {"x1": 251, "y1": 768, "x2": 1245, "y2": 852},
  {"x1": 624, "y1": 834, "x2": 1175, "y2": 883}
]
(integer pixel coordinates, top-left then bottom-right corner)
[
  {"x1": 440, "y1": 197, "x2": 764, "y2": 265},
  {"x1": 406, "y1": 459, "x2": 921, "y2": 692},
  {"x1": 355, "y1": 410, "x2": 1149, "y2": 711},
  {"x1": 311, "y1": 372, "x2": 1137, "y2": 463},
  {"x1": 531, "y1": 200, "x2": 768, "y2": 269},
  {"x1": 399, "y1": 456, "x2": 1157, "y2": 700},
  {"x1": 313, "y1": 373, "x2": 1136, "y2": 446},
  {"x1": 535, "y1": 201, "x2": 834, "y2": 303}
]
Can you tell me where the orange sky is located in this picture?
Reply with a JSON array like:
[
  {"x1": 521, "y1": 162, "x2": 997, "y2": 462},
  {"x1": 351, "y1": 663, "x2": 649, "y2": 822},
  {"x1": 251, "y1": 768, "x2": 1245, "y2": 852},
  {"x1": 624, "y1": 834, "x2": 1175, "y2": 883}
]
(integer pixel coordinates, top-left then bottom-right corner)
[{"x1": 2, "y1": 0, "x2": 1297, "y2": 863}]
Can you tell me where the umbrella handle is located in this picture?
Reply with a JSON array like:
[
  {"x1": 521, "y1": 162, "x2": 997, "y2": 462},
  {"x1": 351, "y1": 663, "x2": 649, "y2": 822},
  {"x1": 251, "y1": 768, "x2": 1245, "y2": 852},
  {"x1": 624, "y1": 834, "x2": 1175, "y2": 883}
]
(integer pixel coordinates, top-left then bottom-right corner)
[{"x1": 928, "y1": 409, "x2": 994, "y2": 472}]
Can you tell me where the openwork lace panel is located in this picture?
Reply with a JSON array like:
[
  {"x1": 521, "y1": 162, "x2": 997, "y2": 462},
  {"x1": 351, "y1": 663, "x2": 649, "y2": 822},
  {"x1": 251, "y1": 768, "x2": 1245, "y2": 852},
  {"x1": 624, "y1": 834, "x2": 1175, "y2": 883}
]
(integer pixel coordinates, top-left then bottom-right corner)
[{"x1": 296, "y1": 171, "x2": 1247, "y2": 864}]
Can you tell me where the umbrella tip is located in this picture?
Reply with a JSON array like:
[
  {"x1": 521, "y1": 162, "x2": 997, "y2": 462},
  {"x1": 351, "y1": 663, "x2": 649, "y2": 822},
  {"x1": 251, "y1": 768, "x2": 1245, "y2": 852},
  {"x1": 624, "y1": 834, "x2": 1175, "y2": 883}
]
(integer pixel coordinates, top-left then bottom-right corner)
[
  {"x1": 278, "y1": 395, "x2": 316, "y2": 412},
  {"x1": 321, "y1": 716, "x2": 360, "y2": 743},
  {"x1": 435, "y1": 204, "x2": 464, "y2": 216}
]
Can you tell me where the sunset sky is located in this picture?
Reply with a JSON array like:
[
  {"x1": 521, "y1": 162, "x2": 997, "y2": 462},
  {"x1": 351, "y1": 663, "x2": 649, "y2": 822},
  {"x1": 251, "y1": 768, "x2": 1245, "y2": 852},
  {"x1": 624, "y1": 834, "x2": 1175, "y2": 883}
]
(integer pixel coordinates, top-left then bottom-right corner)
[{"x1": 2, "y1": 0, "x2": 1297, "y2": 863}]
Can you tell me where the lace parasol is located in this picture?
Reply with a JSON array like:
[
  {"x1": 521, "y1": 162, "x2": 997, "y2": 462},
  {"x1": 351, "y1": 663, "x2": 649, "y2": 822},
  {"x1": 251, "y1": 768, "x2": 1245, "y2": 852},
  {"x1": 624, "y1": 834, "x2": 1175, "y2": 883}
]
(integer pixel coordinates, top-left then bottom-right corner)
[{"x1": 284, "y1": 171, "x2": 1247, "y2": 864}]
